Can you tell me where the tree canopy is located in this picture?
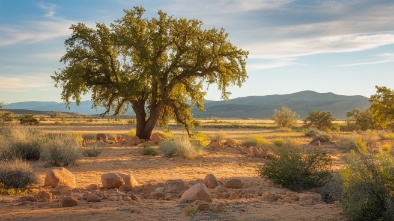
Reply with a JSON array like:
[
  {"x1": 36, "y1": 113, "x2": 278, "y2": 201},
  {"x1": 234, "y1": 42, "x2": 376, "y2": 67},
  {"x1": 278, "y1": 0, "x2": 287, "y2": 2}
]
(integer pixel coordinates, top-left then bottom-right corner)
[
  {"x1": 304, "y1": 110, "x2": 333, "y2": 130},
  {"x1": 272, "y1": 106, "x2": 299, "y2": 128},
  {"x1": 52, "y1": 7, "x2": 248, "y2": 139},
  {"x1": 370, "y1": 86, "x2": 394, "y2": 129}
]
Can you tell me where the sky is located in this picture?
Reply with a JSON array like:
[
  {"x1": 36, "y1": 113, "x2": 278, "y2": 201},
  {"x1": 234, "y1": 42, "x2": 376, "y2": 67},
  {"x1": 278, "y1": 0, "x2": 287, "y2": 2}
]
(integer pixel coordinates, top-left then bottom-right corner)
[{"x1": 1, "y1": 0, "x2": 394, "y2": 104}]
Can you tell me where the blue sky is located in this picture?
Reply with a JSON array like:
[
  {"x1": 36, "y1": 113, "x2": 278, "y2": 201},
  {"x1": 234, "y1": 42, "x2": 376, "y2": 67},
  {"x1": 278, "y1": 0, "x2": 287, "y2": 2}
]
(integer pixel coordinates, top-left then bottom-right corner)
[{"x1": 1, "y1": 0, "x2": 394, "y2": 104}]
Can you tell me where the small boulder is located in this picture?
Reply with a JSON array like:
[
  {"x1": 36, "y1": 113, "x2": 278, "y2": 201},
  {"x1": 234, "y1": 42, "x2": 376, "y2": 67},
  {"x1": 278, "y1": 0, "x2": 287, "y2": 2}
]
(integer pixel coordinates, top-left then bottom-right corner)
[
  {"x1": 150, "y1": 132, "x2": 163, "y2": 144},
  {"x1": 128, "y1": 136, "x2": 141, "y2": 145},
  {"x1": 86, "y1": 184, "x2": 99, "y2": 191},
  {"x1": 224, "y1": 139, "x2": 243, "y2": 151},
  {"x1": 204, "y1": 174, "x2": 220, "y2": 188},
  {"x1": 101, "y1": 172, "x2": 125, "y2": 189},
  {"x1": 300, "y1": 195, "x2": 321, "y2": 205},
  {"x1": 261, "y1": 191, "x2": 278, "y2": 202},
  {"x1": 224, "y1": 179, "x2": 243, "y2": 189},
  {"x1": 44, "y1": 167, "x2": 76, "y2": 188},
  {"x1": 59, "y1": 196, "x2": 78, "y2": 207},
  {"x1": 228, "y1": 192, "x2": 240, "y2": 200},
  {"x1": 96, "y1": 133, "x2": 107, "y2": 142},
  {"x1": 86, "y1": 194, "x2": 101, "y2": 202},
  {"x1": 35, "y1": 190, "x2": 52, "y2": 202},
  {"x1": 165, "y1": 179, "x2": 185, "y2": 193},
  {"x1": 207, "y1": 142, "x2": 225, "y2": 150},
  {"x1": 120, "y1": 174, "x2": 139, "y2": 187},
  {"x1": 119, "y1": 185, "x2": 133, "y2": 192},
  {"x1": 180, "y1": 183, "x2": 212, "y2": 203}
]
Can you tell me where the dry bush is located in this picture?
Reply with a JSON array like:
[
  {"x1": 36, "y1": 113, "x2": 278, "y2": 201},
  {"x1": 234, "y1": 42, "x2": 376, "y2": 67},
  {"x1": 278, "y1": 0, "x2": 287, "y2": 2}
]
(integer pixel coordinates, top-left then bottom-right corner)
[
  {"x1": 41, "y1": 133, "x2": 82, "y2": 167},
  {"x1": 0, "y1": 125, "x2": 44, "y2": 160},
  {"x1": 210, "y1": 130, "x2": 227, "y2": 142},
  {"x1": 0, "y1": 159, "x2": 37, "y2": 189},
  {"x1": 142, "y1": 146, "x2": 159, "y2": 156},
  {"x1": 243, "y1": 136, "x2": 271, "y2": 149},
  {"x1": 259, "y1": 145, "x2": 332, "y2": 192},
  {"x1": 341, "y1": 152, "x2": 394, "y2": 221},
  {"x1": 159, "y1": 136, "x2": 202, "y2": 159}
]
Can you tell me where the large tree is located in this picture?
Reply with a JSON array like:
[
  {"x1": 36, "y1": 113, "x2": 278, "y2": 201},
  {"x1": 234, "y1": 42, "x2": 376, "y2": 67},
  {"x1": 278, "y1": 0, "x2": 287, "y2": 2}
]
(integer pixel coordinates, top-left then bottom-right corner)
[
  {"x1": 52, "y1": 7, "x2": 248, "y2": 139},
  {"x1": 370, "y1": 86, "x2": 394, "y2": 129}
]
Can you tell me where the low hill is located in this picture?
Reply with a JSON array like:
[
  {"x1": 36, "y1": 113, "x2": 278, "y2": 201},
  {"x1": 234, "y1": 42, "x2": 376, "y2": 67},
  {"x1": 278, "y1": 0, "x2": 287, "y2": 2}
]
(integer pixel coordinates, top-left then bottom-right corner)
[{"x1": 4, "y1": 90, "x2": 370, "y2": 119}]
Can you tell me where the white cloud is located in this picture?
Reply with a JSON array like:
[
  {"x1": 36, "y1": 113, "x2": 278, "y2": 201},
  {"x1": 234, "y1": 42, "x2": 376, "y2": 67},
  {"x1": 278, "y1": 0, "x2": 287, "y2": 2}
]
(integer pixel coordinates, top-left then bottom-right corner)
[
  {"x1": 338, "y1": 53, "x2": 394, "y2": 67},
  {"x1": 37, "y1": 2, "x2": 57, "y2": 18},
  {"x1": 244, "y1": 33, "x2": 394, "y2": 59},
  {"x1": 0, "y1": 75, "x2": 52, "y2": 91},
  {"x1": 247, "y1": 58, "x2": 297, "y2": 70}
]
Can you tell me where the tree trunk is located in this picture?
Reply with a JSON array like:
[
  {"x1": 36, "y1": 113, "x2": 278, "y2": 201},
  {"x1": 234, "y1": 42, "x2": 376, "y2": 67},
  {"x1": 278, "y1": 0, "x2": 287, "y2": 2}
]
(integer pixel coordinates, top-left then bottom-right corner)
[{"x1": 133, "y1": 102, "x2": 163, "y2": 140}]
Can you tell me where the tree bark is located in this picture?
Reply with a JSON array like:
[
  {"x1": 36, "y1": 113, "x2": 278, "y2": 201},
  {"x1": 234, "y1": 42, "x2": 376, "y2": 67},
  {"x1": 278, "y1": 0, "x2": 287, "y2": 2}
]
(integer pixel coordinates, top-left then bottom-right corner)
[{"x1": 133, "y1": 101, "x2": 164, "y2": 140}]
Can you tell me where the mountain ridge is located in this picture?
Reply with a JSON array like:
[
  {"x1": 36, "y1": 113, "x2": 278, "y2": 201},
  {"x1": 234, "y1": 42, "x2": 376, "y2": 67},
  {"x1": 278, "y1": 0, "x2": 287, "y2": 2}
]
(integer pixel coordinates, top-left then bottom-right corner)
[{"x1": 4, "y1": 90, "x2": 370, "y2": 119}]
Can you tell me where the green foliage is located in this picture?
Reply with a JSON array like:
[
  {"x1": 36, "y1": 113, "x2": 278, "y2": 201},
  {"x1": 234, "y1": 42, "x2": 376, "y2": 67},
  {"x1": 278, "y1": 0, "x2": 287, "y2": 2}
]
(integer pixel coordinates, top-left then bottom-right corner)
[
  {"x1": 190, "y1": 132, "x2": 211, "y2": 147},
  {"x1": 258, "y1": 145, "x2": 332, "y2": 191},
  {"x1": 142, "y1": 146, "x2": 159, "y2": 156},
  {"x1": 370, "y1": 86, "x2": 394, "y2": 129},
  {"x1": 41, "y1": 133, "x2": 82, "y2": 167},
  {"x1": 0, "y1": 159, "x2": 37, "y2": 189},
  {"x1": 52, "y1": 6, "x2": 248, "y2": 139},
  {"x1": 243, "y1": 136, "x2": 271, "y2": 149},
  {"x1": 272, "y1": 106, "x2": 299, "y2": 128},
  {"x1": 304, "y1": 111, "x2": 333, "y2": 130},
  {"x1": 19, "y1": 114, "x2": 39, "y2": 125},
  {"x1": 340, "y1": 152, "x2": 394, "y2": 221},
  {"x1": 346, "y1": 108, "x2": 378, "y2": 131},
  {"x1": 0, "y1": 111, "x2": 13, "y2": 123},
  {"x1": 159, "y1": 136, "x2": 202, "y2": 159},
  {"x1": 0, "y1": 126, "x2": 43, "y2": 161}
]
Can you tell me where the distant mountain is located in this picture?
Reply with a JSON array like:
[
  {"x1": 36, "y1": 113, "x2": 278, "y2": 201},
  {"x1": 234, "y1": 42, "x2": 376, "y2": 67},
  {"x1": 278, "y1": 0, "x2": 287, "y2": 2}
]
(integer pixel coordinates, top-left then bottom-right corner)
[
  {"x1": 4, "y1": 90, "x2": 370, "y2": 119},
  {"x1": 192, "y1": 90, "x2": 370, "y2": 119}
]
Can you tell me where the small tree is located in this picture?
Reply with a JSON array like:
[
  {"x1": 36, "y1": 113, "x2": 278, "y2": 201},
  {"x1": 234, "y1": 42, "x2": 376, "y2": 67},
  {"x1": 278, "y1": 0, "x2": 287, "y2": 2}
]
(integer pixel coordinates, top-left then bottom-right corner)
[
  {"x1": 304, "y1": 110, "x2": 333, "y2": 130},
  {"x1": 370, "y1": 86, "x2": 394, "y2": 129},
  {"x1": 272, "y1": 106, "x2": 299, "y2": 128},
  {"x1": 52, "y1": 7, "x2": 248, "y2": 139},
  {"x1": 346, "y1": 108, "x2": 377, "y2": 131}
]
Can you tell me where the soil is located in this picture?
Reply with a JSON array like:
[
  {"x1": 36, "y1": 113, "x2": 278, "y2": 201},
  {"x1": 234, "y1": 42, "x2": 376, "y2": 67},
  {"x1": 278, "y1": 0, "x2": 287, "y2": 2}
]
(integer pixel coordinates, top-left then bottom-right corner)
[{"x1": 0, "y1": 127, "x2": 347, "y2": 221}]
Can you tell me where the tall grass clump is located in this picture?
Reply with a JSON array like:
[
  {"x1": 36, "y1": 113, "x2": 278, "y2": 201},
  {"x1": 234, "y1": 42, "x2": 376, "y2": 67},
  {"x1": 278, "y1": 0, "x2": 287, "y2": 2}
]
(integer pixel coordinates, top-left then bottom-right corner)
[
  {"x1": 258, "y1": 144, "x2": 332, "y2": 191},
  {"x1": 0, "y1": 125, "x2": 43, "y2": 160},
  {"x1": 0, "y1": 159, "x2": 37, "y2": 189},
  {"x1": 243, "y1": 136, "x2": 271, "y2": 148},
  {"x1": 159, "y1": 136, "x2": 202, "y2": 159},
  {"x1": 41, "y1": 133, "x2": 82, "y2": 167},
  {"x1": 340, "y1": 151, "x2": 394, "y2": 221}
]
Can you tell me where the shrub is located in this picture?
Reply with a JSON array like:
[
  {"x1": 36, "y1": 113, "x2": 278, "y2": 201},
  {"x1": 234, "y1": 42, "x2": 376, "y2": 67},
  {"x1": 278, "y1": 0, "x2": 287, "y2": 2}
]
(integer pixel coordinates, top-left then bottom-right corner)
[
  {"x1": 159, "y1": 136, "x2": 202, "y2": 159},
  {"x1": 320, "y1": 173, "x2": 343, "y2": 203},
  {"x1": 243, "y1": 136, "x2": 271, "y2": 148},
  {"x1": 0, "y1": 125, "x2": 43, "y2": 160},
  {"x1": 128, "y1": 129, "x2": 136, "y2": 137},
  {"x1": 41, "y1": 133, "x2": 82, "y2": 167},
  {"x1": 305, "y1": 128, "x2": 321, "y2": 137},
  {"x1": 142, "y1": 146, "x2": 159, "y2": 156},
  {"x1": 381, "y1": 132, "x2": 394, "y2": 140},
  {"x1": 211, "y1": 130, "x2": 226, "y2": 142},
  {"x1": 0, "y1": 159, "x2": 37, "y2": 189},
  {"x1": 304, "y1": 111, "x2": 333, "y2": 130},
  {"x1": 19, "y1": 114, "x2": 39, "y2": 125},
  {"x1": 161, "y1": 131, "x2": 175, "y2": 140},
  {"x1": 258, "y1": 145, "x2": 332, "y2": 191},
  {"x1": 382, "y1": 144, "x2": 392, "y2": 153},
  {"x1": 82, "y1": 142, "x2": 105, "y2": 157},
  {"x1": 272, "y1": 106, "x2": 299, "y2": 128},
  {"x1": 340, "y1": 152, "x2": 394, "y2": 221},
  {"x1": 310, "y1": 132, "x2": 332, "y2": 144}
]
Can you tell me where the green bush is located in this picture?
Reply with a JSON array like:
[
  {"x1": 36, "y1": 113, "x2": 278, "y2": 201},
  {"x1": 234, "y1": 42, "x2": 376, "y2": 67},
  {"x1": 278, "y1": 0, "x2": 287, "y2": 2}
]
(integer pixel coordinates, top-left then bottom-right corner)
[
  {"x1": 191, "y1": 132, "x2": 211, "y2": 147},
  {"x1": 258, "y1": 145, "x2": 332, "y2": 191},
  {"x1": 0, "y1": 126, "x2": 43, "y2": 160},
  {"x1": 243, "y1": 136, "x2": 271, "y2": 148},
  {"x1": 142, "y1": 146, "x2": 159, "y2": 156},
  {"x1": 0, "y1": 159, "x2": 37, "y2": 189},
  {"x1": 19, "y1": 114, "x2": 39, "y2": 125},
  {"x1": 340, "y1": 152, "x2": 394, "y2": 221},
  {"x1": 41, "y1": 133, "x2": 82, "y2": 167},
  {"x1": 159, "y1": 136, "x2": 202, "y2": 159}
]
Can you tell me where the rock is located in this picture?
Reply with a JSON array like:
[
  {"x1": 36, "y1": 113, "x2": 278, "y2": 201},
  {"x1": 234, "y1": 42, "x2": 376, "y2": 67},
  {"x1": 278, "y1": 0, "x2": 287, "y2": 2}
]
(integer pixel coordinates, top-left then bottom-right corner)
[
  {"x1": 229, "y1": 192, "x2": 240, "y2": 200},
  {"x1": 261, "y1": 192, "x2": 278, "y2": 202},
  {"x1": 128, "y1": 136, "x2": 141, "y2": 145},
  {"x1": 44, "y1": 167, "x2": 76, "y2": 188},
  {"x1": 194, "y1": 200, "x2": 210, "y2": 211},
  {"x1": 96, "y1": 133, "x2": 107, "y2": 142},
  {"x1": 101, "y1": 172, "x2": 125, "y2": 189},
  {"x1": 150, "y1": 191, "x2": 165, "y2": 200},
  {"x1": 165, "y1": 179, "x2": 185, "y2": 193},
  {"x1": 224, "y1": 139, "x2": 244, "y2": 151},
  {"x1": 180, "y1": 183, "x2": 212, "y2": 203},
  {"x1": 119, "y1": 185, "x2": 133, "y2": 192},
  {"x1": 224, "y1": 179, "x2": 243, "y2": 189},
  {"x1": 86, "y1": 184, "x2": 99, "y2": 191},
  {"x1": 86, "y1": 194, "x2": 101, "y2": 202},
  {"x1": 246, "y1": 146, "x2": 265, "y2": 158},
  {"x1": 120, "y1": 174, "x2": 139, "y2": 187},
  {"x1": 207, "y1": 142, "x2": 225, "y2": 150},
  {"x1": 300, "y1": 195, "x2": 321, "y2": 205},
  {"x1": 59, "y1": 196, "x2": 78, "y2": 207},
  {"x1": 150, "y1": 132, "x2": 163, "y2": 144},
  {"x1": 108, "y1": 195, "x2": 120, "y2": 201},
  {"x1": 35, "y1": 190, "x2": 53, "y2": 202},
  {"x1": 55, "y1": 186, "x2": 71, "y2": 195},
  {"x1": 213, "y1": 186, "x2": 227, "y2": 193},
  {"x1": 265, "y1": 150, "x2": 276, "y2": 159},
  {"x1": 204, "y1": 174, "x2": 220, "y2": 188},
  {"x1": 18, "y1": 196, "x2": 37, "y2": 202}
]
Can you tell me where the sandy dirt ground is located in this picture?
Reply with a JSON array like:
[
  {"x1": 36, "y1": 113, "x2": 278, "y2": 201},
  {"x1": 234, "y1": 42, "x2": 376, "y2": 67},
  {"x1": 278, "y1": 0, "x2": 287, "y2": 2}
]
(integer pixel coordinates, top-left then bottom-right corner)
[{"x1": 0, "y1": 126, "x2": 347, "y2": 221}]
